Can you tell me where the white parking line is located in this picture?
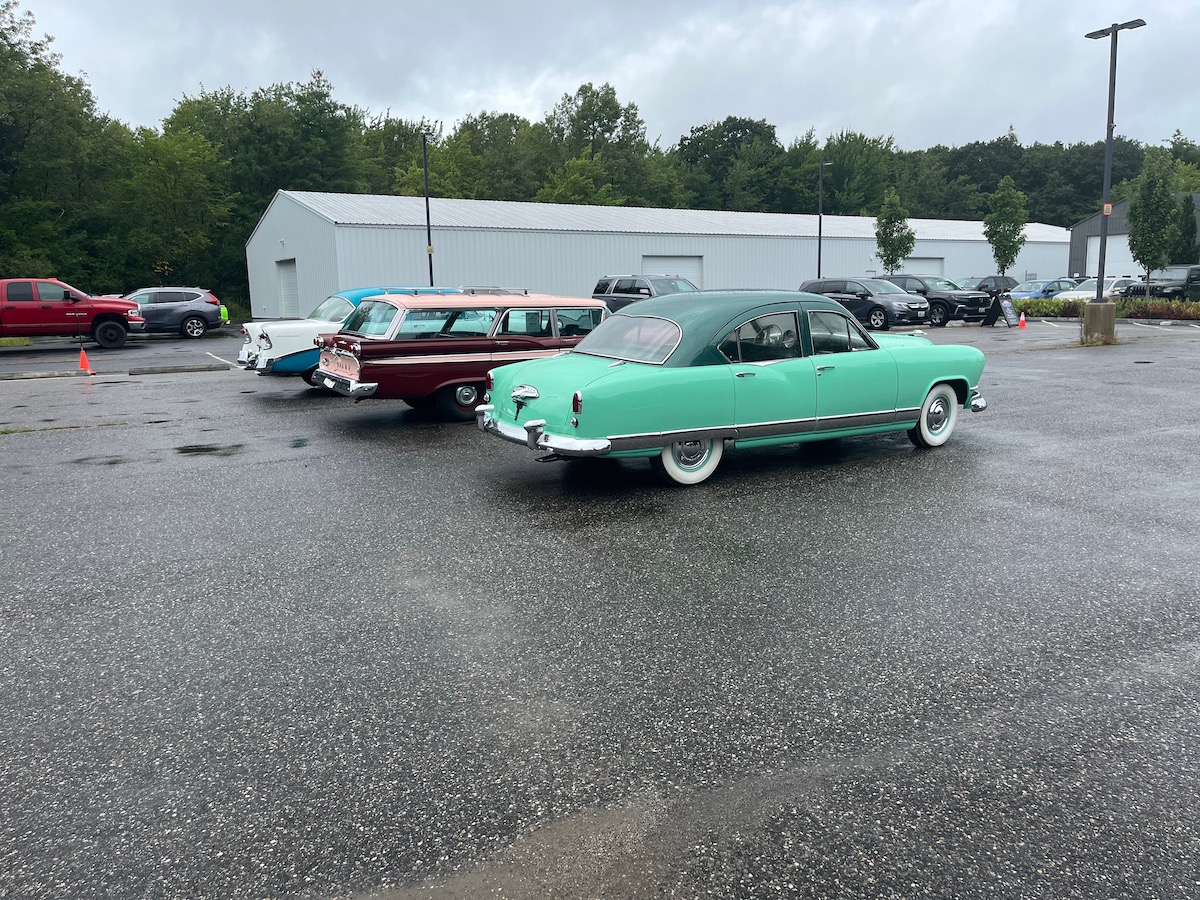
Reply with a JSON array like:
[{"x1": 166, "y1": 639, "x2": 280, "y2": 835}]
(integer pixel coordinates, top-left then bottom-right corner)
[
  {"x1": 1038, "y1": 319, "x2": 1063, "y2": 327},
  {"x1": 206, "y1": 352, "x2": 239, "y2": 366}
]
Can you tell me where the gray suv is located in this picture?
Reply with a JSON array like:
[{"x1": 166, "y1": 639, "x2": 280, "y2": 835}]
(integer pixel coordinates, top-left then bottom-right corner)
[
  {"x1": 798, "y1": 278, "x2": 929, "y2": 330},
  {"x1": 592, "y1": 274, "x2": 699, "y2": 312},
  {"x1": 878, "y1": 274, "x2": 991, "y2": 326},
  {"x1": 124, "y1": 287, "x2": 225, "y2": 338}
]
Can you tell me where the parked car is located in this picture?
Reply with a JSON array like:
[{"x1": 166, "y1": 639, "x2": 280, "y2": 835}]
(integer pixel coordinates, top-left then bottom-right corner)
[
  {"x1": 123, "y1": 287, "x2": 223, "y2": 338},
  {"x1": 798, "y1": 277, "x2": 929, "y2": 330},
  {"x1": 0, "y1": 278, "x2": 144, "y2": 348},
  {"x1": 955, "y1": 275, "x2": 1018, "y2": 298},
  {"x1": 877, "y1": 274, "x2": 991, "y2": 326},
  {"x1": 1119, "y1": 265, "x2": 1200, "y2": 301},
  {"x1": 238, "y1": 287, "x2": 463, "y2": 384},
  {"x1": 592, "y1": 274, "x2": 700, "y2": 312},
  {"x1": 1007, "y1": 278, "x2": 1080, "y2": 300},
  {"x1": 314, "y1": 291, "x2": 609, "y2": 420},
  {"x1": 1054, "y1": 276, "x2": 1137, "y2": 302},
  {"x1": 477, "y1": 290, "x2": 987, "y2": 486}
]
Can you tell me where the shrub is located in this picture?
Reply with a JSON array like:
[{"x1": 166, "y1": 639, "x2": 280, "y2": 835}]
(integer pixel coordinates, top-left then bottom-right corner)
[
  {"x1": 1011, "y1": 297, "x2": 1200, "y2": 320},
  {"x1": 1114, "y1": 298, "x2": 1200, "y2": 320}
]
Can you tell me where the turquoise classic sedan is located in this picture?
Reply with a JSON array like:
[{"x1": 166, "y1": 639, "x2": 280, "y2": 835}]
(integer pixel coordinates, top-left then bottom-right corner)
[{"x1": 476, "y1": 290, "x2": 987, "y2": 485}]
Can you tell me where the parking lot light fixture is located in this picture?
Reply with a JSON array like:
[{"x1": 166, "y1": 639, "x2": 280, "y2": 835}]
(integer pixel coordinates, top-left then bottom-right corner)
[
  {"x1": 422, "y1": 131, "x2": 434, "y2": 287},
  {"x1": 1086, "y1": 18, "x2": 1145, "y2": 306},
  {"x1": 817, "y1": 160, "x2": 833, "y2": 278}
]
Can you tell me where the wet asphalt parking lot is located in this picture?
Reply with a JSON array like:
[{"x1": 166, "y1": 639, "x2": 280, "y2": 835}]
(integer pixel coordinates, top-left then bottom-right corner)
[{"x1": 2, "y1": 320, "x2": 1199, "y2": 899}]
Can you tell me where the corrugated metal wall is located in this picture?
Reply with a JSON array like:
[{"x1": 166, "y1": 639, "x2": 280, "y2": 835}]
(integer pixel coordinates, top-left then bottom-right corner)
[
  {"x1": 245, "y1": 194, "x2": 339, "y2": 318},
  {"x1": 248, "y1": 203, "x2": 1073, "y2": 314}
]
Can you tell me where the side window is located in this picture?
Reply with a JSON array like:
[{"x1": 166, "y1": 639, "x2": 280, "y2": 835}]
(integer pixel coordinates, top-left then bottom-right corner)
[
  {"x1": 34, "y1": 281, "x2": 70, "y2": 301},
  {"x1": 6, "y1": 281, "x2": 35, "y2": 301},
  {"x1": 497, "y1": 308, "x2": 551, "y2": 337},
  {"x1": 159, "y1": 291, "x2": 187, "y2": 304},
  {"x1": 845, "y1": 281, "x2": 866, "y2": 295},
  {"x1": 613, "y1": 278, "x2": 638, "y2": 294},
  {"x1": 554, "y1": 307, "x2": 602, "y2": 336},
  {"x1": 632, "y1": 279, "x2": 652, "y2": 297},
  {"x1": 127, "y1": 291, "x2": 153, "y2": 304},
  {"x1": 593, "y1": 278, "x2": 612, "y2": 295},
  {"x1": 722, "y1": 312, "x2": 800, "y2": 363},
  {"x1": 825, "y1": 281, "x2": 846, "y2": 294},
  {"x1": 809, "y1": 310, "x2": 871, "y2": 354},
  {"x1": 446, "y1": 308, "x2": 497, "y2": 335}
]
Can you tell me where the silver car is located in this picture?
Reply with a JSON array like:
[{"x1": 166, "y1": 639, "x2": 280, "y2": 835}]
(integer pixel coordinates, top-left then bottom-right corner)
[{"x1": 123, "y1": 286, "x2": 225, "y2": 338}]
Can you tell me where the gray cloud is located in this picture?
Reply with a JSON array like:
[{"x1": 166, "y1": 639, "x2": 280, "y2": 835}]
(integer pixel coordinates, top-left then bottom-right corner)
[{"x1": 30, "y1": 0, "x2": 1195, "y2": 150}]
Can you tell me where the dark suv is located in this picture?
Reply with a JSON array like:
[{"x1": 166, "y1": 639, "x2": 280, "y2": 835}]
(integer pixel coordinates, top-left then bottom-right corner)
[
  {"x1": 123, "y1": 286, "x2": 225, "y2": 338},
  {"x1": 798, "y1": 278, "x2": 929, "y2": 330},
  {"x1": 878, "y1": 274, "x2": 991, "y2": 326},
  {"x1": 592, "y1": 274, "x2": 699, "y2": 312},
  {"x1": 955, "y1": 275, "x2": 1018, "y2": 298}
]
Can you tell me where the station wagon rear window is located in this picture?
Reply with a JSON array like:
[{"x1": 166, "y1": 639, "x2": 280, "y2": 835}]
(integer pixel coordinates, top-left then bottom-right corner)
[{"x1": 573, "y1": 314, "x2": 681, "y2": 365}]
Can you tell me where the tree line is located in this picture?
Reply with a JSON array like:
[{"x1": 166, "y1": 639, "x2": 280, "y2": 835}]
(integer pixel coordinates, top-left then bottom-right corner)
[{"x1": 3, "y1": 1, "x2": 1199, "y2": 306}]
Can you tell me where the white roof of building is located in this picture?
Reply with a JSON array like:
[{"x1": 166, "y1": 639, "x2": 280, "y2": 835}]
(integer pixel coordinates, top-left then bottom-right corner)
[{"x1": 275, "y1": 190, "x2": 1070, "y2": 244}]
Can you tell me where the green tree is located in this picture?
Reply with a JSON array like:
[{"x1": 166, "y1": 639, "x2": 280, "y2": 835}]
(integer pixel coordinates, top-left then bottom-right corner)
[
  {"x1": 822, "y1": 130, "x2": 895, "y2": 215},
  {"x1": 1169, "y1": 193, "x2": 1198, "y2": 265},
  {"x1": 534, "y1": 152, "x2": 623, "y2": 205},
  {"x1": 1127, "y1": 147, "x2": 1180, "y2": 283},
  {"x1": 673, "y1": 116, "x2": 783, "y2": 210},
  {"x1": 874, "y1": 188, "x2": 915, "y2": 273},
  {"x1": 983, "y1": 176, "x2": 1028, "y2": 276}
]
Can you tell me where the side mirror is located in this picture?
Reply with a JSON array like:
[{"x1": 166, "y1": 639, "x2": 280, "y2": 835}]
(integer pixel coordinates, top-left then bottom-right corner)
[{"x1": 858, "y1": 292, "x2": 870, "y2": 300}]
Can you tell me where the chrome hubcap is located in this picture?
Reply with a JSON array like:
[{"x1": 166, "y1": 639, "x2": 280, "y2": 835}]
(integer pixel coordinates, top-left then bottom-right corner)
[
  {"x1": 454, "y1": 385, "x2": 479, "y2": 407},
  {"x1": 672, "y1": 440, "x2": 710, "y2": 469},
  {"x1": 926, "y1": 397, "x2": 949, "y2": 433}
]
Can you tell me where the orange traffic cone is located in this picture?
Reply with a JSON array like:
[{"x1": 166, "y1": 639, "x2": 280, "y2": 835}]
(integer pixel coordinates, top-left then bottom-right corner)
[
  {"x1": 1018, "y1": 312, "x2": 1027, "y2": 329},
  {"x1": 79, "y1": 348, "x2": 95, "y2": 375}
]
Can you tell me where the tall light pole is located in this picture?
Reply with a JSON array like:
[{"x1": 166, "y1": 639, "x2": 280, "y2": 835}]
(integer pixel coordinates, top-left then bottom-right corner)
[
  {"x1": 1085, "y1": 18, "x2": 1145, "y2": 305},
  {"x1": 817, "y1": 160, "x2": 833, "y2": 278},
  {"x1": 422, "y1": 131, "x2": 434, "y2": 287}
]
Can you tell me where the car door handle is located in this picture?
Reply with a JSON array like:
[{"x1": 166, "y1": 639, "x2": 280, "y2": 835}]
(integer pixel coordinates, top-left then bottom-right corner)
[
  {"x1": 735, "y1": 371, "x2": 755, "y2": 378},
  {"x1": 816, "y1": 365, "x2": 836, "y2": 373}
]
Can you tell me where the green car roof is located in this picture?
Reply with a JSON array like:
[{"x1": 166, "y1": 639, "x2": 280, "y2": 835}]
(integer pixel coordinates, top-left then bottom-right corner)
[{"x1": 612, "y1": 289, "x2": 848, "y2": 366}]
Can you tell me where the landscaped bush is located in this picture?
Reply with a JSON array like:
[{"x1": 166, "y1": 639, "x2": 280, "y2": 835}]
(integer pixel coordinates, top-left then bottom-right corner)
[
  {"x1": 1114, "y1": 298, "x2": 1200, "y2": 320},
  {"x1": 1011, "y1": 297, "x2": 1200, "y2": 320},
  {"x1": 1011, "y1": 298, "x2": 1084, "y2": 318}
]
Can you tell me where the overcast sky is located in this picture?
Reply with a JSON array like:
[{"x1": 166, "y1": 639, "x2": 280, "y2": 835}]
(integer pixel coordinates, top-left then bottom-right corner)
[{"x1": 26, "y1": 0, "x2": 1194, "y2": 152}]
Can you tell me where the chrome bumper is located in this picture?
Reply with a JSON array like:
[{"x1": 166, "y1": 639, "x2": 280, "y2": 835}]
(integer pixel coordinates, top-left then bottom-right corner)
[
  {"x1": 476, "y1": 405, "x2": 611, "y2": 456},
  {"x1": 319, "y1": 372, "x2": 378, "y2": 398},
  {"x1": 970, "y1": 389, "x2": 987, "y2": 412}
]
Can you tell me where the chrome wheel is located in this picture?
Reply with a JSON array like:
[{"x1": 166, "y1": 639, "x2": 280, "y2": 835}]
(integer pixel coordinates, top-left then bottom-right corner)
[
  {"x1": 652, "y1": 438, "x2": 724, "y2": 486},
  {"x1": 908, "y1": 383, "x2": 960, "y2": 448}
]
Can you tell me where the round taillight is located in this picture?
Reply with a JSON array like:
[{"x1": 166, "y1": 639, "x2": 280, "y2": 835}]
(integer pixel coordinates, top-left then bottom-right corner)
[
  {"x1": 314, "y1": 336, "x2": 324, "y2": 348},
  {"x1": 485, "y1": 370, "x2": 494, "y2": 390},
  {"x1": 572, "y1": 391, "x2": 582, "y2": 414}
]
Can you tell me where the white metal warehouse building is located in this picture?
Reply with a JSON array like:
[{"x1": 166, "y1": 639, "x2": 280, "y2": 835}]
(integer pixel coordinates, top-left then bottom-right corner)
[{"x1": 245, "y1": 190, "x2": 1071, "y2": 318}]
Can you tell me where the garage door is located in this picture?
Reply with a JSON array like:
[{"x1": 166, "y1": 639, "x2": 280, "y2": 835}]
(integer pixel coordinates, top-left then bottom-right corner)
[
  {"x1": 1086, "y1": 235, "x2": 1138, "y2": 278},
  {"x1": 643, "y1": 256, "x2": 703, "y2": 288},
  {"x1": 277, "y1": 259, "x2": 300, "y2": 317},
  {"x1": 902, "y1": 257, "x2": 944, "y2": 275}
]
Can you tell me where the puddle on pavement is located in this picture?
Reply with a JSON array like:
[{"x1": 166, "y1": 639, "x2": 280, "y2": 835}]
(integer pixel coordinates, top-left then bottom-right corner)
[
  {"x1": 175, "y1": 443, "x2": 245, "y2": 457},
  {"x1": 72, "y1": 456, "x2": 129, "y2": 466},
  {"x1": 290, "y1": 438, "x2": 309, "y2": 448}
]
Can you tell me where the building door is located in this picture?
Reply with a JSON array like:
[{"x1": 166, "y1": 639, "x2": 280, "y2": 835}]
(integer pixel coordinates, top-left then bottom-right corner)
[
  {"x1": 642, "y1": 255, "x2": 703, "y2": 288},
  {"x1": 277, "y1": 259, "x2": 300, "y2": 317}
]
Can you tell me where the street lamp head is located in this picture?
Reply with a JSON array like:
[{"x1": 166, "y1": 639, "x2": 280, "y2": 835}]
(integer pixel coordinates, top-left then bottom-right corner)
[{"x1": 1085, "y1": 18, "x2": 1146, "y2": 39}]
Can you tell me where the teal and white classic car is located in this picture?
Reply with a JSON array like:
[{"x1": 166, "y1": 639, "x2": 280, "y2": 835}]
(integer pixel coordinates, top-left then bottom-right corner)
[{"x1": 476, "y1": 290, "x2": 987, "y2": 486}]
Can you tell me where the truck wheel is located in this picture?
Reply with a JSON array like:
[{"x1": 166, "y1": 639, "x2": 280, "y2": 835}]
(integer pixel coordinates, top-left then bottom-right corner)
[
  {"x1": 928, "y1": 302, "x2": 949, "y2": 327},
  {"x1": 181, "y1": 316, "x2": 208, "y2": 339},
  {"x1": 93, "y1": 320, "x2": 128, "y2": 349}
]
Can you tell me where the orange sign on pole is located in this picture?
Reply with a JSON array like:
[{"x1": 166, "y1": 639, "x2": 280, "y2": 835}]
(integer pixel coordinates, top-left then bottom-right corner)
[{"x1": 1103, "y1": 202, "x2": 1113, "y2": 216}]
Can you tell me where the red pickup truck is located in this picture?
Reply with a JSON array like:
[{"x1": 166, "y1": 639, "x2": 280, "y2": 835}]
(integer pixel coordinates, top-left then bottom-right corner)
[{"x1": 0, "y1": 278, "x2": 145, "y2": 348}]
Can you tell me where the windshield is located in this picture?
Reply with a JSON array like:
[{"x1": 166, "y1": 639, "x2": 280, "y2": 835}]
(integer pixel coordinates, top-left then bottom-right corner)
[
  {"x1": 1013, "y1": 281, "x2": 1046, "y2": 292},
  {"x1": 307, "y1": 295, "x2": 356, "y2": 322},
  {"x1": 926, "y1": 277, "x2": 964, "y2": 291},
  {"x1": 648, "y1": 277, "x2": 699, "y2": 295},
  {"x1": 865, "y1": 279, "x2": 908, "y2": 294},
  {"x1": 340, "y1": 299, "x2": 402, "y2": 336},
  {"x1": 573, "y1": 314, "x2": 682, "y2": 365},
  {"x1": 1072, "y1": 279, "x2": 1098, "y2": 292}
]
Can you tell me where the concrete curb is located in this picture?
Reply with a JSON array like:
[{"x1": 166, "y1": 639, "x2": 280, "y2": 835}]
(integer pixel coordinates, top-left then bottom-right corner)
[{"x1": 0, "y1": 363, "x2": 235, "y2": 381}]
